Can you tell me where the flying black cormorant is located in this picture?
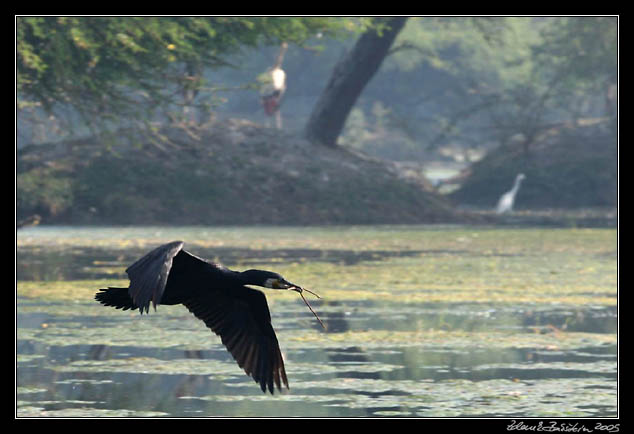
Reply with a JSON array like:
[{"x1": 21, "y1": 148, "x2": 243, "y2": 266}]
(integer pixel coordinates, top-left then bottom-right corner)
[{"x1": 95, "y1": 240, "x2": 322, "y2": 394}]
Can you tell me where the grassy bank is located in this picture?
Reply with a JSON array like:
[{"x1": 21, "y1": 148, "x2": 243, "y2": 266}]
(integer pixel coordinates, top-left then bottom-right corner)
[{"x1": 17, "y1": 120, "x2": 455, "y2": 225}]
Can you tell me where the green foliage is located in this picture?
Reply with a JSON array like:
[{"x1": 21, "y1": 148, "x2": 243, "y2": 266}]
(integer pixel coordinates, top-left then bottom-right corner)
[
  {"x1": 16, "y1": 167, "x2": 74, "y2": 218},
  {"x1": 533, "y1": 17, "x2": 617, "y2": 85},
  {"x1": 353, "y1": 17, "x2": 617, "y2": 156},
  {"x1": 17, "y1": 17, "x2": 365, "y2": 131},
  {"x1": 388, "y1": 18, "x2": 537, "y2": 81}
]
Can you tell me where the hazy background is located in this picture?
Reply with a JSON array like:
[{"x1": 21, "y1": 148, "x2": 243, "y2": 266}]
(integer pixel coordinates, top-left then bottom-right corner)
[{"x1": 17, "y1": 16, "x2": 618, "y2": 226}]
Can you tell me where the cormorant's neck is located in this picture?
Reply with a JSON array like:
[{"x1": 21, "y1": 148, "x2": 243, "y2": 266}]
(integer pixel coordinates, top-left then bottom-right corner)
[{"x1": 239, "y1": 269, "x2": 267, "y2": 286}]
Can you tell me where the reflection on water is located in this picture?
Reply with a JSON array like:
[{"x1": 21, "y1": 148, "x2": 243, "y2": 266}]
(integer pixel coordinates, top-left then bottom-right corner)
[
  {"x1": 16, "y1": 245, "x2": 435, "y2": 282},
  {"x1": 16, "y1": 226, "x2": 618, "y2": 417}
]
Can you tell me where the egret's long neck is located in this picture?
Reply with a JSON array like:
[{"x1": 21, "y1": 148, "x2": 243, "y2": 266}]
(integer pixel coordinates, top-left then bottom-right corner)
[{"x1": 511, "y1": 177, "x2": 523, "y2": 194}]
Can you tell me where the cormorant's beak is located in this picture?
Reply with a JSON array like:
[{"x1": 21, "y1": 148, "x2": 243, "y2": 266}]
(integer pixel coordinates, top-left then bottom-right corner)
[
  {"x1": 287, "y1": 283, "x2": 321, "y2": 299},
  {"x1": 285, "y1": 280, "x2": 301, "y2": 292},
  {"x1": 277, "y1": 278, "x2": 301, "y2": 291}
]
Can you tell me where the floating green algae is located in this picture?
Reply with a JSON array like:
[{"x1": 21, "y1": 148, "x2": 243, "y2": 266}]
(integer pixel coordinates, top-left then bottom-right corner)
[{"x1": 16, "y1": 225, "x2": 617, "y2": 417}]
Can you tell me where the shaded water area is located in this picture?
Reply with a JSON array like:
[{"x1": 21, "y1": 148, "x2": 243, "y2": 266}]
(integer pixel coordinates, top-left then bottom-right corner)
[{"x1": 16, "y1": 226, "x2": 618, "y2": 417}]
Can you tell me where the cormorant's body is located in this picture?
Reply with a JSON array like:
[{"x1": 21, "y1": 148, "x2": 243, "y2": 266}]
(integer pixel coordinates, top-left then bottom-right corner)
[{"x1": 95, "y1": 241, "x2": 302, "y2": 394}]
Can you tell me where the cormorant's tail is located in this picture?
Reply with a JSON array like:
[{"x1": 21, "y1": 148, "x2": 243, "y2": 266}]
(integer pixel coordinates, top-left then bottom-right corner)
[{"x1": 95, "y1": 287, "x2": 139, "y2": 312}]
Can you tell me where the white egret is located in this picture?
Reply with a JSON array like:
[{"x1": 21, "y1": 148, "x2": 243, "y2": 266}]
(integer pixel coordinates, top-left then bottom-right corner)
[{"x1": 496, "y1": 173, "x2": 526, "y2": 214}]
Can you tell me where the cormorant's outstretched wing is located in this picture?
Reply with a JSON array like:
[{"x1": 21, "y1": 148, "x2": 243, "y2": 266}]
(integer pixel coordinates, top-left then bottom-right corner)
[
  {"x1": 125, "y1": 240, "x2": 205, "y2": 313},
  {"x1": 182, "y1": 287, "x2": 289, "y2": 394},
  {"x1": 125, "y1": 240, "x2": 183, "y2": 313},
  {"x1": 124, "y1": 240, "x2": 288, "y2": 393}
]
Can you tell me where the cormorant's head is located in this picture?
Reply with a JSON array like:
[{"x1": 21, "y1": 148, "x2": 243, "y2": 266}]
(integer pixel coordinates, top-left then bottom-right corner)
[
  {"x1": 241, "y1": 269, "x2": 325, "y2": 329},
  {"x1": 241, "y1": 269, "x2": 300, "y2": 291}
]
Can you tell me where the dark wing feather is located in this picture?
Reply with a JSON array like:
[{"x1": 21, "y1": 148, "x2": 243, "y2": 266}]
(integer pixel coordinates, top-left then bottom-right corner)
[
  {"x1": 125, "y1": 241, "x2": 209, "y2": 313},
  {"x1": 182, "y1": 287, "x2": 289, "y2": 394}
]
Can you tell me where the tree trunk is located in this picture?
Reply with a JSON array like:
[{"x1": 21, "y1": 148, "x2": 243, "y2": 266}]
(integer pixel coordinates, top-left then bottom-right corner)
[{"x1": 304, "y1": 17, "x2": 408, "y2": 147}]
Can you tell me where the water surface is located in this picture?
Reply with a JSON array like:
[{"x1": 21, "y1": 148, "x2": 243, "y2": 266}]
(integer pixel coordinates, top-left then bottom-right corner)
[{"x1": 16, "y1": 225, "x2": 618, "y2": 417}]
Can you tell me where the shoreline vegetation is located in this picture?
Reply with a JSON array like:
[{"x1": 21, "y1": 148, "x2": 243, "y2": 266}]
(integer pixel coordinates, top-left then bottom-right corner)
[{"x1": 17, "y1": 119, "x2": 616, "y2": 228}]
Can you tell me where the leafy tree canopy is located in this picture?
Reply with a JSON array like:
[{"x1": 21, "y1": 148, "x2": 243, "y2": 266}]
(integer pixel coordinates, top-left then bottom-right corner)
[
  {"x1": 362, "y1": 17, "x2": 617, "y2": 153},
  {"x1": 17, "y1": 16, "x2": 369, "y2": 130}
]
